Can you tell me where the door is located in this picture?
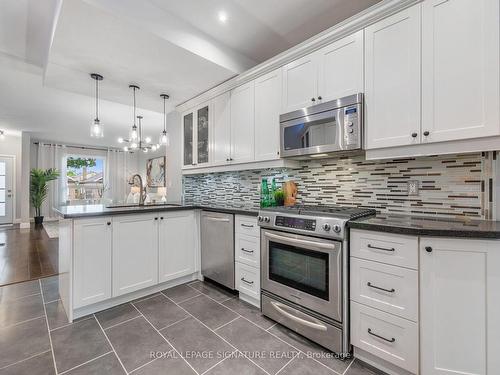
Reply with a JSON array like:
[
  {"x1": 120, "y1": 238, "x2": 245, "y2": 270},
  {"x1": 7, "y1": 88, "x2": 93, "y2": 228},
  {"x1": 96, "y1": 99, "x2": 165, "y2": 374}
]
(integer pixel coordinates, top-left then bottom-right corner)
[
  {"x1": 317, "y1": 30, "x2": 364, "y2": 102},
  {"x1": 422, "y1": 0, "x2": 500, "y2": 143},
  {"x1": 73, "y1": 217, "x2": 112, "y2": 308},
  {"x1": 201, "y1": 211, "x2": 234, "y2": 289},
  {"x1": 196, "y1": 104, "x2": 210, "y2": 166},
  {"x1": 282, "y1": 54, "x2": 318, "y2": 112},
  {"x1": 212, "y1": 92, "x2": 231, "y2": 164},
  {"x1": 182, "y1": 111, "x2": 194, "y2": 167},
  {"x1": 255, "y1": 69, "x2": 282, "y2": 161},
  {"x1": 365, "y1": 4, "x2": 421, "y2": 149},
  {"x1": 420, "y1": 238, "x2": 500, "y2": 374},
  {"x1": 230, "y1": 81, "x2": 255, "y2": 163},
  {"x1": 0, "y1": 157, "x2": 13, "y2": 225},
  {"x1": 159, "y1": 210, "x2": 197, "y2": 283},
  {"x1": 112, "y1": 213, "x2": 158, "y2": 296}
]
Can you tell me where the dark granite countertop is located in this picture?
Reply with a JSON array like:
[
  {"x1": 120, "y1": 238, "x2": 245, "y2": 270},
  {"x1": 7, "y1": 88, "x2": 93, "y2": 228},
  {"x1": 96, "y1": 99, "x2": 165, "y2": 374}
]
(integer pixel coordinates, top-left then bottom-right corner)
[
  {"x1": 348, "y1": 214, "x2": 500, "y2": 239},
  {"x1": 55, "y1": 202, "x2": 259, "y2": 219}
]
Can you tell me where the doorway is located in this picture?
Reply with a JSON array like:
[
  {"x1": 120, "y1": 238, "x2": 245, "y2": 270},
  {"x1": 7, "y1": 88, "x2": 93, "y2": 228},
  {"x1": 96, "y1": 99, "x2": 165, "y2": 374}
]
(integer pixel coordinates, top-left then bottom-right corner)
[{"x1": 0, "y1": 156, "x2": 14, "y2": 225}]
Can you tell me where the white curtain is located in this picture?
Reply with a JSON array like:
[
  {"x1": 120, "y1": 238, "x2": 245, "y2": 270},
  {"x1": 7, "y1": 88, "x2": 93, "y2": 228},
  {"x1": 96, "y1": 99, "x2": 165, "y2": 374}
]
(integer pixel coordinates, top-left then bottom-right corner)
[
  {"x1": 105, "y1": 149, "x2": 136, "y2": 203},
  {"x1": 37, "y1": 143, "x2": 68, "y2": 218}
]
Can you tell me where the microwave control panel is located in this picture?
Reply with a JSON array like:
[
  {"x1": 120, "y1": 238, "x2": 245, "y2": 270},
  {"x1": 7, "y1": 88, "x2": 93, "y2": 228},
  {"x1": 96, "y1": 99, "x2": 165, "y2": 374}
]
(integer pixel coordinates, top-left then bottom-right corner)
[{"x1": 344, "y1": 105, "x2": 359, "y2": 147}]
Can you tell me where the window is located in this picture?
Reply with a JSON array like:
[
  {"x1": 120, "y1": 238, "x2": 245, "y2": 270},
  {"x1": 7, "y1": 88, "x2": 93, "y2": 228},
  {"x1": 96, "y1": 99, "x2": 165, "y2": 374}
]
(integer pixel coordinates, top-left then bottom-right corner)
[{"x1": 66, "y1": 156, "x2": 105, "y2": 202}]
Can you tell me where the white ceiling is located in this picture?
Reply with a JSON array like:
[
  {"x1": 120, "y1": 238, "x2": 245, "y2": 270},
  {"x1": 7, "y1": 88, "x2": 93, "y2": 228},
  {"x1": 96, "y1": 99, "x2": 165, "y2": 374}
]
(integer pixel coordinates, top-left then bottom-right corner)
[{"x1": 0, "y1": 0, "x2": 380, "y2": 146}]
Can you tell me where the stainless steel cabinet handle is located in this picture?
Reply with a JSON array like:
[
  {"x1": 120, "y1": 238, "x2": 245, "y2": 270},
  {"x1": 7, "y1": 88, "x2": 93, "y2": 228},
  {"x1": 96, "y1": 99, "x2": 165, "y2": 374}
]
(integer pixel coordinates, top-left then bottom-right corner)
[
  {"x1": 265, "y1": 232, "x2": 337, "y2": 250},
  {"x1": 368, "y1": 328, "x2": 396, "y2": 343},
  {"x1": 241, "y1": 224, "x2": 254, "y2": 228},
  {"x1": 367, "y1": 244, "x2": 395, "y2": 252},
  {"x1": 204, "y1": 217, "x2": 230, "y2": 222},
  {"x1": 240, "y1": 277, "x2": 254, "y2": 285},
  {"x1": 271, "y1": 301, "x2": 327, "y2": 331},
  {"x1": 367, "y1": 282, "x2": 395, "y2": 293},
  {"x1": 241, "y1": 248, "x2": 254, "y2": 253}
]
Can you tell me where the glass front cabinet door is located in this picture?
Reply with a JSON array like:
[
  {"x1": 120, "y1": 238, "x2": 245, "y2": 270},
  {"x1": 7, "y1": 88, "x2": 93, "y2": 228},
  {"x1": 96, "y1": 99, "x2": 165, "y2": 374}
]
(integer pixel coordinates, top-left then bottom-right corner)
[{"x1": 182, "y1": 103, "x2": 211, "y2": 168}]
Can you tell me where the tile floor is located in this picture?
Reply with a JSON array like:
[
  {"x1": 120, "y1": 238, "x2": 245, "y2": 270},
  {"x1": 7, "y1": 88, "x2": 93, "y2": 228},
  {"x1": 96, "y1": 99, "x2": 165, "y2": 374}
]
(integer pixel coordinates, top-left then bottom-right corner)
[{"x1": 0, "y1": 278, "x2": 385, "y2": 375}]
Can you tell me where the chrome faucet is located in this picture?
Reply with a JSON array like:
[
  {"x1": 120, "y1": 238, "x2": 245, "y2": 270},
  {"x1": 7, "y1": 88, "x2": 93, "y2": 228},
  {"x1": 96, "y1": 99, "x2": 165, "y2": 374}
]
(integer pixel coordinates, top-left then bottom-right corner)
[{"x1": 129, "y1": 174, "x2": 146, "y2": 205}]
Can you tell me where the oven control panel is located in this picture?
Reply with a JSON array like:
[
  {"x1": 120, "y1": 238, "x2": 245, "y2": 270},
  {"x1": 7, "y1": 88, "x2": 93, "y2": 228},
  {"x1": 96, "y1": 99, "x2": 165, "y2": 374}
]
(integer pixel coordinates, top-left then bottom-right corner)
[{"x1": 275, "y1": 216, "x2": 316, "y2": 231}]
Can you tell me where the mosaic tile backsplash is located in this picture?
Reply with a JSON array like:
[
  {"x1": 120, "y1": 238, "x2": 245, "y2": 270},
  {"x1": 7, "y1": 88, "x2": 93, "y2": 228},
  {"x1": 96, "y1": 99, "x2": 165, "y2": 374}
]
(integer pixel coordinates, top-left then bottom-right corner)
[{"x1": 183, "y1": 153, "x2": 495, "y2": 219}]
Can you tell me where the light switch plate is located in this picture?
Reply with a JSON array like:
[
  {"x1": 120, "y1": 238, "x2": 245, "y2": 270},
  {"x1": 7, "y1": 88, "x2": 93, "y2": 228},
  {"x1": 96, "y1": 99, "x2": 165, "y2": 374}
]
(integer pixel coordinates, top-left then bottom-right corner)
[{"x1": 407, "y1": 180, "x2": 419, "y2": 196}]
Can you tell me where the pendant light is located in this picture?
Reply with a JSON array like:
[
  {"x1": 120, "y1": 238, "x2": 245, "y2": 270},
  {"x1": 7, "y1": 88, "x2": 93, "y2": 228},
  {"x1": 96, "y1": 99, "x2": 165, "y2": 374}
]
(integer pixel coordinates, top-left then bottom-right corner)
[
  {"x1": 129, "y1": 85, "x2": 139, "y2": 144},
  {"x1": 90, "y1": 73, "x2": 104, "y2": 138},
  {"x1": 0, "y1": 130, "x2": 4, "y2": 140},
  {"x1": 159, "y1": 94, "x2": 170, "y2": 146}
]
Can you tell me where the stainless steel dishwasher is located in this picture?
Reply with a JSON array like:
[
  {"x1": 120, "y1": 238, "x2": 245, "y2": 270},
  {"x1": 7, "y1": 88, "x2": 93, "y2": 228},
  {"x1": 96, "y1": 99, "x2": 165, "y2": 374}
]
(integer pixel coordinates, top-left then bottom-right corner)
[{"x1": 201, "y1": 211, "x2": 235, "y2": 289}]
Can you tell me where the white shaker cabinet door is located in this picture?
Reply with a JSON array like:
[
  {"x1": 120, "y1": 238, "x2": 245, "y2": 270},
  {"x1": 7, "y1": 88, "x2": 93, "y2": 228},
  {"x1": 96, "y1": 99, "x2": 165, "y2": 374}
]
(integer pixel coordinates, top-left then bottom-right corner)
[
  {"x1": 159, "y1": 210, "x2": 197, "y2": 283},
  {"x1": 365, "y1": 4, "x2": 421, "y2": 149},
  {"x1": 282, "y1": 53, "x2": 318, "y2": 112},
  {"x1": 230, "y1": 81, "x2": 255, "y2": 163},
  {"x1": 255, "y1": 68, "x2": 282, "y2": 161},
  {"x1": 212, "y1": 92, "x2": 231, "y2": 165},
  {"x1": 73, "y1": 217, "x2": 112, "y2": 308},
  {"x1": 422, "y1": 0, "x2": 500, "y2": 143},
  {"x1": 420, "y1": 238, "x2": 500, "y2": 375},
  {"x1": 317, "y1": 30, "x2": 364, "y2": 102},
  {"x1": 112, "y1": 214, "x2": 159, "y2": 296}
]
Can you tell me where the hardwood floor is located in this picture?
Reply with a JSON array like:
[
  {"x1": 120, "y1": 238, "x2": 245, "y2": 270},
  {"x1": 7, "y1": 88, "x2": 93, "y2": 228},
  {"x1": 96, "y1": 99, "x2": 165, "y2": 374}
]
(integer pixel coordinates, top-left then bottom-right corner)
[{"x1": 0, "y1": 224, "x2": 58, "y2": 286}]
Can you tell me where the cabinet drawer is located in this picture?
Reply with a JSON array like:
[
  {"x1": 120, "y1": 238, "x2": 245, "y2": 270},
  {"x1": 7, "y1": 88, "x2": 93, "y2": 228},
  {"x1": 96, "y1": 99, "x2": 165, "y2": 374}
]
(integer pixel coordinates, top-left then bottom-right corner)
[
  {"x1": 236, "y1": 234, "x2": 260, "y2": 268},
  {"x1": 351, "y1": 258, "x2": 418, "y2": 321},
  {"x1": 235, "y1": 262, "x2": 260, "y2": 301},
  {"x1": 351, "y1": 302, "x2": 418, "y2": 374},
  {"x1": 235, "y1": 215, "x2": 259, "y2": 238},
  {"x1": 350, "y1": 229, "x2": 418, "y2": 269}
]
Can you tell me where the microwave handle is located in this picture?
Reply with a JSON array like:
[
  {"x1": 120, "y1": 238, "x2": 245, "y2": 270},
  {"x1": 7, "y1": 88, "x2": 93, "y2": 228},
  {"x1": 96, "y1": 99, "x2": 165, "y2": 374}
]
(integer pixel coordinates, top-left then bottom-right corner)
[{"x1": 265, "y1": 232, "x2": 337, "y2": 250}]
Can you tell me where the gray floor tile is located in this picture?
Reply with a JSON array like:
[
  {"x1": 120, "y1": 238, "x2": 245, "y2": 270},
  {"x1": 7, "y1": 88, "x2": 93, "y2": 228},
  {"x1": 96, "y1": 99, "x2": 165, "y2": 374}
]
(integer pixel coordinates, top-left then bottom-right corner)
[
  {"x1": 216, "y1": 317, "x2": 297, "y2": 375},
  {"x1": 134, "y1": 294, "x2": 188, "y2": 330},
  {"x1": 0, "y1": 294, "x2": 45, "y2": 328},
  {"x1": 0, "y1": 351, "x2": 54, "y2": 375},
  {"x1": 0, "y1": 280, "x2": 40, "y2": 303},
  {"x1": 269, "y1": 323, "x2": 352, "y2": 373},
  {"x1": 45, "y1": 300, "x2": 69, "y2": 330},
  {"x1": 279, "y1": 356, "x2": 333, "y2": 375},
  {"x1": 162, "y1": 284, "x2": 201, "y2": 303},
  {"x1": 205, "y1": 355, "x2": 267, "y2": 375},
  {"x1": 132, "y1": 356, "x2": 196, "y2": 375},
  {"x1": 188, "y1": 281, "x2": 235, "y2": 302},
  {"x1": 161, "y1": 316, "x2": 234, "y2": 374},
  {"x1": 50, "y1": 317, "x2": 111, "y2": 373},
  {"x1": 65, "y1": 353, "x2": 125, "y2": 375},
  {"x1": 180, "y1": 294, "x2": 238, "y2": 330},
  {"x1": 0, "y1": 317, "x2": 50, "y2": 368},
  {"x1": 106, "y1": 316, "x2": 172, "y2": 373},
  {"x1": 40, "y1": 276, "x2": 60, "y2": 302},
  {"x1": 222, "y1": 298, "x2": 275, "y2": 330},
  {"x1": 345, "y1": 359, "x2": 387, "y2": 375},
  {"x1": 95, "y1": 303, "x2": 140, "y2": 329}
]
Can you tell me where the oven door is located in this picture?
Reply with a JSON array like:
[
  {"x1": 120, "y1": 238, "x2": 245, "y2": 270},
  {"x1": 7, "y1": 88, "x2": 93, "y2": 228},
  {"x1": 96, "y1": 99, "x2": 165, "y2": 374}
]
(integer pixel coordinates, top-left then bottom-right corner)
[
  {"x1": 261, "y1": 229, "x2": 342, "y2": 322},
  {"x1": 280, "y1": 108, "x2": 344, "y2": 158}
]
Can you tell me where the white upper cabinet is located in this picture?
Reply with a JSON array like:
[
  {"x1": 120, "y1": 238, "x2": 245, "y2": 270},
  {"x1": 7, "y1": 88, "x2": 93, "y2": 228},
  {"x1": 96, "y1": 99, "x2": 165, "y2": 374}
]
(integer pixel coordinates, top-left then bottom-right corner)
[
  {"x1": 420, "y1": 238, "x2": 500, "y2": 375},
  {"x1": 318, "y1": 30, "x2": 364, "y2": 102},
  {"x1": 230, "y1": 81, "x2": 255, "y2": 163},
  {"x1": 282, "y1": 31, "x2": 364, "y2": 113},
  {"x1": 365, "y1": 4, "x2": 421, "y2": 149},
  {"x1": 159, "y1": 211, "x2": 197, "y2": 283},
  {"x1": 421, "y1": 0, "x2": 500, "y2": 143},
  {"x1": 73, "y1": 217, "x2": 112, "y2": 308},
  {"x1": 212, "y1": 92, "x2": 231, "y2": 164},
  {"x1": 255, "y1": 68, "x2": 282, "y2": 161}
]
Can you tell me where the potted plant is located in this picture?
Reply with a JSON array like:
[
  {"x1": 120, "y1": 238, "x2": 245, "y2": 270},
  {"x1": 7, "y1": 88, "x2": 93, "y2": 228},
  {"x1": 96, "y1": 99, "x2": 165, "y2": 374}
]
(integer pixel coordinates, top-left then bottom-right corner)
[{"x1": 30, "y1": 168, "x2": 60, "y2": 225}]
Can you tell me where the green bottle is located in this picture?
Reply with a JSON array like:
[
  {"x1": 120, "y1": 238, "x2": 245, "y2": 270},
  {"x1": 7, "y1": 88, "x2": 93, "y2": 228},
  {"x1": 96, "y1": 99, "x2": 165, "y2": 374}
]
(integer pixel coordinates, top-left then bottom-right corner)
[
  {"x1": 260, "y1": 178, "x2": 269, "y2": 208},
  {"x1": 269, "y1": 178, "x2": 277, "y2": 207}
]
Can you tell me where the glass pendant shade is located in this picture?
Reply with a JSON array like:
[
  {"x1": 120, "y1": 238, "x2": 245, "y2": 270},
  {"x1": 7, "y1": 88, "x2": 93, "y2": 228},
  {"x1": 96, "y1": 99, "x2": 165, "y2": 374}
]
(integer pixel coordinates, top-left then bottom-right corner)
[
  {"x1": 130, "y1": 126, "x2": 138, "y2": 141},
  {"x1": 0, "y1": 130, "x2": 4, "y2": 140},
  {"x1": 91, "y1": 119, "x2": 103, "y2": 138},
  {"x1": 159, "y1": 130, "x2": 169, "y2": 146},
  {"x1": 159, "y1": 94, "x2": 170, "y2": 147}
]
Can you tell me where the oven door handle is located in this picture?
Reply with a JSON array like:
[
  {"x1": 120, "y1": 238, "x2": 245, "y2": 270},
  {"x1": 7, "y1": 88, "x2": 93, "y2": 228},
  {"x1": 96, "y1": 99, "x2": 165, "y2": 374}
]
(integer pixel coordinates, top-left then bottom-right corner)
[
  {"x1": 271, "y1": 301, "x2": 328, "y2": 331},
  {"x1": 265, "y1": 232, "x2": 337, "y2": 250}
]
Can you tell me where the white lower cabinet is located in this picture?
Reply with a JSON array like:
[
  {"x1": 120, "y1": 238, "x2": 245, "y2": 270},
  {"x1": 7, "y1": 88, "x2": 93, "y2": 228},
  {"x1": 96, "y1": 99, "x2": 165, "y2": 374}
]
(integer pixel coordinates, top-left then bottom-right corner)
[
  {"x1": 420, "y1": 238, "x2": 500, "y2": 375},
  {"x1": 73, "y1": 217, "x2": 112, "y2": 308},
  {"x1": 159, "y1": 210, "x2": 197, "y2": 283},
  {"x1": 112, "y1": 213, "x2": 159, "y2": 296}
]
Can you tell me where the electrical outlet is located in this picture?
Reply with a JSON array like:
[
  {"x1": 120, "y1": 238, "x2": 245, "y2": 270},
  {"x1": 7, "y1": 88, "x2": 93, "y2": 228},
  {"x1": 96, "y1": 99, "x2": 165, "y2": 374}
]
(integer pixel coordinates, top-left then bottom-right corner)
[{"x1": 407, "y1": 180, "x2": 419, "y2": 196}]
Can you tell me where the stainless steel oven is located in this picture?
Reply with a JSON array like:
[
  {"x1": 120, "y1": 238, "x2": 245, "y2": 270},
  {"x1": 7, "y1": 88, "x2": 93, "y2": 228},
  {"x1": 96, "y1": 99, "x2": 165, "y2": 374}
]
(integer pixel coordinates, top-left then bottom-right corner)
[
  {"x1": 261, "y1": 229, "x2": 342, "y2": 321},
  {"x1": 280, "y1": 93, "x2": 363, "y2": 159}
]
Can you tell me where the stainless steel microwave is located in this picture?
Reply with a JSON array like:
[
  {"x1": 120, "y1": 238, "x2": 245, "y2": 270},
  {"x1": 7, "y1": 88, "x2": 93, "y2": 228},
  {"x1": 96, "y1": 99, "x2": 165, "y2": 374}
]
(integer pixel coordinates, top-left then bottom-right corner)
[{"x1": 280, "y1": 93, "x2": 363, "y2": 159}]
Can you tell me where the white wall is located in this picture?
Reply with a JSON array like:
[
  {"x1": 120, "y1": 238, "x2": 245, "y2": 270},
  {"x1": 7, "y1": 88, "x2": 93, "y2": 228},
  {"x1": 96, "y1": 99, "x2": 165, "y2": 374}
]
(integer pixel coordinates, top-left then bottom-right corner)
[{"x1": 0, "y1": 132, "x2": 22, "y2": 221}]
